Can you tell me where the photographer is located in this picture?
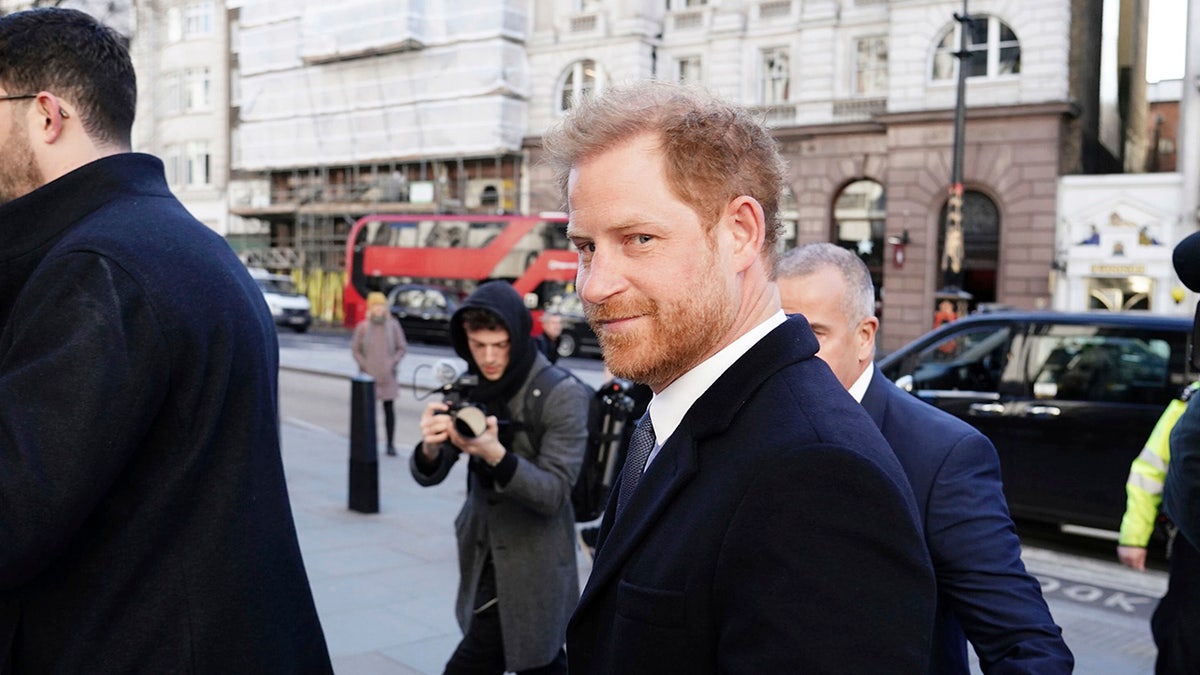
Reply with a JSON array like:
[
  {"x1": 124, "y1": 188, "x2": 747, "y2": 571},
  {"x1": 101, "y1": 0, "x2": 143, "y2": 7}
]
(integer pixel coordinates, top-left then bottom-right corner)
[{"x1": 411, "y1": 280, "x2": 591, "y2": 675}]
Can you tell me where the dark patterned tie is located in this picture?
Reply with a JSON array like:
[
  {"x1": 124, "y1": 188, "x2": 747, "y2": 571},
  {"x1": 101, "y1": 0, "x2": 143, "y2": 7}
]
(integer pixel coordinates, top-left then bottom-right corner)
[{"x1": 616, "y1": 414, "x2": 655, "y2": 518}]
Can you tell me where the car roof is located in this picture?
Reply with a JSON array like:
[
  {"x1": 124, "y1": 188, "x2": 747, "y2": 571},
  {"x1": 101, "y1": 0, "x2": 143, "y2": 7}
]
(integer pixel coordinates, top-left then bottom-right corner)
[
  {"x1": 878, "y1": 309, "x2": 1193, "y2": 366},
  {"x1": 247, "y1": 267, "x2": 291, "y2": 282},
  {"x1": 938, "y1": 309, "x2": 1192, "y2": 330}
]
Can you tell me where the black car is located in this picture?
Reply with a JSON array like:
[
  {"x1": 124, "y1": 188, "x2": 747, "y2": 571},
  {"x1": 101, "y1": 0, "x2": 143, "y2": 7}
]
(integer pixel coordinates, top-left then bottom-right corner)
[
  {"x1": 877, "y1": 310, "x2": 1194, "y2": 537},
  {"x1": 549, "y1": 293, "x2": 601, "y2": 359},
  {"x1": 387, "y1": 283, "x2": 463, "y2": 344}
]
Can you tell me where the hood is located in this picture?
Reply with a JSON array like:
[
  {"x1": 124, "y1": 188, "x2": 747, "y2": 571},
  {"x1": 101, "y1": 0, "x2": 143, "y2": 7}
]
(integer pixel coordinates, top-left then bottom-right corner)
[{"x1": 449, "y1": 280, "x2": 535, "y2": 373}]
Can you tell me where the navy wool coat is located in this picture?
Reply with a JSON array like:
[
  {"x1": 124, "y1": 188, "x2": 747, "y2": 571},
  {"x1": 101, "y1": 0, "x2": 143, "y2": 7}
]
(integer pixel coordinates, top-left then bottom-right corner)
[
  {"x1": 862, "y1": 369, "x2": 1073, "y2": 673},
  {"x1": 0, "y1": 154, "x2": 331, "y2": 673},
  {"x1": 567, "y1": 316, "x2": 937, "y2": 674}
]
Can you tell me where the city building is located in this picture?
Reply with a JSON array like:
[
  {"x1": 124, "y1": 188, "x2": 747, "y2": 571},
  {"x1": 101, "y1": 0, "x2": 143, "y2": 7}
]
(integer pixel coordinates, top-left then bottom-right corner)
[
  {"x1": 105, "y1": 0, "x2": 1193, "y2": 341},
  {"x1": 524, "y1": 0, "x2": 1166, "y2": 350},
  {"x1": 130, "y1": 0, "x2": 230, "y2": 240}
]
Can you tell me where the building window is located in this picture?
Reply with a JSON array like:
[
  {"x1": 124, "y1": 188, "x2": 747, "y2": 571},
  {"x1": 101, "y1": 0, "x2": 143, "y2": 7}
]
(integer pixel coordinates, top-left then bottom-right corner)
[
  {"x1": 184, "y1": 67, "x2": 211, "y2": 111},
  {"x1": 761, "y1": 47, "x2": 790, "y2": 104},
  {"x1": 558, "y1": 59, "x2": 603, "y2": 114},
  {"x1": 183, "y1": 2, "x2": 213, "y2": 39},
  {"x1": 932, "y1": 15, "x2": 1020, "y2": 81},
  {"x1": 1088, "y1": 277, "x2": 1154, "y2": 311},
  {"x1": 177, "y1": 141, "x2": 212, "y2": 187},
  {"x1": 677, "y1": 56, "x2": 702, "y2": 85},
  {"x1": 668, "y1": 0, "x2": 707, "y2": 7},
  {"x1": 833, "y1": 179, "x2": 886, "y2": 303},
  {"x1": 854, "y1": 37, "x2": 888, "y2": 96}
]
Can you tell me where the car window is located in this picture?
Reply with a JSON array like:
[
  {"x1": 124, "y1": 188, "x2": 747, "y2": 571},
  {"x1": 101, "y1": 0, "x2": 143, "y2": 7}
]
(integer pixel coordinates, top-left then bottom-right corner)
[
  {"x1": 1024, "y1": 329, "x2": 1172, "y2": 404},
  {"x1": 558, "y1": 293, "x2": 584, "y2": 316},
  {"x1": 900, "y1": 324, "x2": 1013, "y2": 394},
  {"x1": 394, "y1": 288, "x2": 422, "y2": 309},
  {"x1": 256, "y1": 278, "x2": 298, "y2": 295},
  {"x1": 429, "y1": 289, "x2": 451, "y2": 309}
]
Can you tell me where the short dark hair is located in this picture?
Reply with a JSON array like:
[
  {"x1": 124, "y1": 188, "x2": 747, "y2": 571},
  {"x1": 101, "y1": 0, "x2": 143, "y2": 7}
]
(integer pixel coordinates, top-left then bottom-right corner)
[
  {"x1": 459, "y1": 308, "x2": 506, "y2": 334},
  {"x1": 0, "y1": 8, "x2": 136, "y2": 148}
]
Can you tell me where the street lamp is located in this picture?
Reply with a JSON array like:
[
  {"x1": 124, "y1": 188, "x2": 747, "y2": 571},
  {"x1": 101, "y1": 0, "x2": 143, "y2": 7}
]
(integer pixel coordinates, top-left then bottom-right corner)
[{"x1": 937, "y1": 0, "x2": 974, "y2": 319}]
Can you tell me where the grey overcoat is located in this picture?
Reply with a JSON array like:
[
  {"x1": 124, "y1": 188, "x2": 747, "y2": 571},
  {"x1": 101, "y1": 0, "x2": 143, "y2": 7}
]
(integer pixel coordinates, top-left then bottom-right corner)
[{"x1": 411, "y1": 354, "x2": 590, "y2": 670}]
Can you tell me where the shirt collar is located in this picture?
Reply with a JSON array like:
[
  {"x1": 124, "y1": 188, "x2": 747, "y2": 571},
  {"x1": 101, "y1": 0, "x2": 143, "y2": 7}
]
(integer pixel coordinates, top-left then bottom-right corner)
[
  {"x1": 647, "y1": 310, "x2": 787, "y2": 447},
  {"x1": 847, "y1": 361, "x2": 874, "y2": 403}
]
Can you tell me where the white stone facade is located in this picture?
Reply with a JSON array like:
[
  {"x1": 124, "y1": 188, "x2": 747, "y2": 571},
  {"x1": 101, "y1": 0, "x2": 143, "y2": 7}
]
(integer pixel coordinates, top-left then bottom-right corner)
[{"x1": 130, "y1": 0, "x2": 230, "y2": 235}]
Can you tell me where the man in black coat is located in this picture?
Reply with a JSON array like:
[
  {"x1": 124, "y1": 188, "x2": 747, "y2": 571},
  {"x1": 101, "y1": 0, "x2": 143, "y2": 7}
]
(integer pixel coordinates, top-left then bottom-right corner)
[
  {"x1": 1155, "y1": 230, "x2": 1200, "y2": 674},
  {"x1": 543, "y1": 80, "x2": 935, "y2": 674},
  {"x1": 0, "y1": 8, "x2": 331, "y2": 672}
]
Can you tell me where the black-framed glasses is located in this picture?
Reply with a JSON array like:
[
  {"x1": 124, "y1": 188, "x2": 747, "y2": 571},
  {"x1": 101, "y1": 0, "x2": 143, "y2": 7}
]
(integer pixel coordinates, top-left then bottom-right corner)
[{"x1": 0, "y1": 94, "x2": 37, "y2": 102}]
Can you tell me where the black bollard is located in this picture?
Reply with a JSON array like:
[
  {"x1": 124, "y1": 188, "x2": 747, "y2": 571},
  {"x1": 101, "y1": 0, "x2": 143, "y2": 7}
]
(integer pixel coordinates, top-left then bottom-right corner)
[{"x1": 349, "y1": 374, "x2": 379, "y2": 513}]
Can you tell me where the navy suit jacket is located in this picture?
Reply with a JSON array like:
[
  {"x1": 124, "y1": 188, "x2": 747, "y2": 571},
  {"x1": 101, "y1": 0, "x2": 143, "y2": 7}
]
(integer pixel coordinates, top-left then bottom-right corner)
[
  {"x1": 567, "y1": 317, "x2": 936, "y2": 674},
  {"x1": 862, "y1": 369, "x2": 1073, "y2": 674},
  {"x1": 1166, "y1": 391, "x2": 1200, "y2": 548}
]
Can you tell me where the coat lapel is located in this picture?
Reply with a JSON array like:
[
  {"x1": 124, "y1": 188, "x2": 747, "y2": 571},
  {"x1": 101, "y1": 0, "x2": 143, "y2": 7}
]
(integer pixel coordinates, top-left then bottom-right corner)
[
  {"x1": 861, "y1": 369, "x2": 891, "y2": 430},
  {"x1": 575, "y1": 316, "x2": 822, "y2": 615}
]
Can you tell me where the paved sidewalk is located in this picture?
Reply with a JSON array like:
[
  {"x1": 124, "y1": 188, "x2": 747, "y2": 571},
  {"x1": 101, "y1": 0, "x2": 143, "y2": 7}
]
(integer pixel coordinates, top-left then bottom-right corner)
[
  {"x1": 278, "y1": 345, "x2": 596, "y2": 674},
  {"x1": 278, "y1": 343, "x2": 1164, "y2": 674},
  {"x1": 282, "y1": 420, "x2": 474, "y2": 674}
]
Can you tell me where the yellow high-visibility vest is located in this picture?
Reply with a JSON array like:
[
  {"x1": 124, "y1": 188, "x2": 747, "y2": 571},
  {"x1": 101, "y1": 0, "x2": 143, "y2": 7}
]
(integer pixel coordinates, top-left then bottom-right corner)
[{"x1": 1119, "y1": 381, "x2": 1200, "y2": 546}]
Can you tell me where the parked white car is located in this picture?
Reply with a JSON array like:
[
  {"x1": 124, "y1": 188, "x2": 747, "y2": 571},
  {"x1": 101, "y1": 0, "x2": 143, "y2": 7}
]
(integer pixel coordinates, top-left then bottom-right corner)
[{"x1": 248, "y1": 267, "x2": 312, "y2": 333}]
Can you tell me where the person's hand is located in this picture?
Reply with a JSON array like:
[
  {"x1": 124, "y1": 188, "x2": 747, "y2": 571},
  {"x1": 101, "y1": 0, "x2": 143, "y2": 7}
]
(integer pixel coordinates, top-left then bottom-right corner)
[
  {"x1": 1117, "y1": 545, "x2": 1148, "y2": 571},
  {"x1": 419, "y1": 401, "x2": 452, "y2": 460},
  {"x1": 448, "y1": 415, "x2": 506, "y2": 467}
]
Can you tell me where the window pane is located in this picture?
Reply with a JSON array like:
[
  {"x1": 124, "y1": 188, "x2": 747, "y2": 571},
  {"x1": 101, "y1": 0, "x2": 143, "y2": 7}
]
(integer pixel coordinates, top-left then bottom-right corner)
[
  {"x1": 678, "y1": 56, "x2": 701, "y2": 84},
  {"x1": 932, "y1": 51, "x2": 955, "y2": 80},
  {"x1": 998, "y1": 46, "x2": 1020, "y2": 75},
  {"x1": 560, "y1": 70, "x2": 574, "y2": 111},
  {"x1": 910, "y1": 326, "x2": 1012, "y2": 393},
  {"x1": 966, "y1": 16, "x2": 989, "y2": 47},
  {"x1": 1028, "y1": 334, "x2": 1170, "y2": 404},
  {"x1": 762, "y1": 48, "x2": 790, "y2": 103},
  {"x1": 931, "y1": 29, "x2": 956, "y2": 80},
  {"x1": 855, "y1": 37, "x2": 887, "y2": 95},
  {"x1": 964, "y1": 50, "x2": 987, "y2": 78}
]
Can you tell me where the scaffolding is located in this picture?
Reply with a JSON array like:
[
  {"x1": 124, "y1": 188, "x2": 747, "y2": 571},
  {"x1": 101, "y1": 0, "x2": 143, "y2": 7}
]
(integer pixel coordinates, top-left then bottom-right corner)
[{"x1": 226, "y1": 0, "x2": 534, "y2": 324}]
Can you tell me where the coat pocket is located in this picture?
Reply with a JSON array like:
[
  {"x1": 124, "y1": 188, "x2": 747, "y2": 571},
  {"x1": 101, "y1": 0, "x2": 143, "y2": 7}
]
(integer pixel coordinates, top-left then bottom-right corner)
[{"x1": 615, "y1": 579, "x2": 686, "y2": 628}]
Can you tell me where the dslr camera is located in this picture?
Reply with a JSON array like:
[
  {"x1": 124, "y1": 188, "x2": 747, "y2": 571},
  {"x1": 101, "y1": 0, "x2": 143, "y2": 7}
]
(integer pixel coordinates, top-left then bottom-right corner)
[{"x1": 434, "y1": 362, "x2": 489, "y2": 439}]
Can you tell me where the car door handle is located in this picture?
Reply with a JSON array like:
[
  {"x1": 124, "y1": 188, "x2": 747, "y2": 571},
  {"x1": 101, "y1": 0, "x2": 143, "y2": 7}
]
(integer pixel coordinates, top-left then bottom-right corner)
[
  {"x1": 968, "y1": 402, "x2": 1006, "y2": 416},
  {"x1": 1024, "y1": 405, "x2": 1062, "y2": 418}
]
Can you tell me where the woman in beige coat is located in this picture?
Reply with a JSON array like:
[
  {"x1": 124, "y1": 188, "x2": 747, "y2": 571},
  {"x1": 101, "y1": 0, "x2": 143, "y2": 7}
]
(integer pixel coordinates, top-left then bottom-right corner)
[{"x1": 352, "y1": 292, "x2": 408, "y2": 455}]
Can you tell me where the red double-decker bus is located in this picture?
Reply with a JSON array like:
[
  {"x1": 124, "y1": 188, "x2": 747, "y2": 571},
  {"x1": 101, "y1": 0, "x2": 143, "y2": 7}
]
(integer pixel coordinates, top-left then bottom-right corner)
[{"x1": 343, "y1": 213, "x2": 577, "y2": 328}]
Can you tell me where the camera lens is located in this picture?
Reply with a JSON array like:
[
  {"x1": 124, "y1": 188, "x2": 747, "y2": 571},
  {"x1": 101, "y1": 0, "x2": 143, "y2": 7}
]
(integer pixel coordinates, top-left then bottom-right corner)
[{"x1": 454, "y1": 406, "x2": 488, "y2": 438}]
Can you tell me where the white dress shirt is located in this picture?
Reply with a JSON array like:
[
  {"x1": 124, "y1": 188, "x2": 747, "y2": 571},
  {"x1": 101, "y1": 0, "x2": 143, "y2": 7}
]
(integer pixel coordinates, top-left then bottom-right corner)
[{"x1": 640, "y1": 311, "x2": 788, "y2": 471}]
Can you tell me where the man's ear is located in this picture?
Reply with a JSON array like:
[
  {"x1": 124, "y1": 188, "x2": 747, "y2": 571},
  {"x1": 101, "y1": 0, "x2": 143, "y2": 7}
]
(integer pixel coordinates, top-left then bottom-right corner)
[
  {"x1": 724, "y1": 195, "x2": 766, "y2": 272},
  {"x1": 33, "y1": 92, "x2": 69, "y2": 142},
  {"x1": 857, "y1": 316, "x2": 880, "y2": 362}
]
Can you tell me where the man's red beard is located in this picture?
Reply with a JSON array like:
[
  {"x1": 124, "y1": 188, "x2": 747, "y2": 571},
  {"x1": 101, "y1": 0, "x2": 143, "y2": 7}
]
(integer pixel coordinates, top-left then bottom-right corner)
[{"x1": 582, "y1": 271, "x2": 732, "y2": 391}]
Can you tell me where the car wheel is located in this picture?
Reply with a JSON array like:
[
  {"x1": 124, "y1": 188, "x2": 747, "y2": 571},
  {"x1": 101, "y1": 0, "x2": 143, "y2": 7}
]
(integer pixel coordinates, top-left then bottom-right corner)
[{"x1": 557, "y1": 333, "x2": 577, "y2": 358}]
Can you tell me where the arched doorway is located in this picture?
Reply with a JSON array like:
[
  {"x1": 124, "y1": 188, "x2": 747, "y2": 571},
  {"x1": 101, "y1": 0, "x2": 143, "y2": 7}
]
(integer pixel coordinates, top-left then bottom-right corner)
[
  {"x1": 937, "y1": 189, "x2": 999, "y2": 307},
  {"x1": 832, "y1": 179, "x2": 886, "y2": 314}
]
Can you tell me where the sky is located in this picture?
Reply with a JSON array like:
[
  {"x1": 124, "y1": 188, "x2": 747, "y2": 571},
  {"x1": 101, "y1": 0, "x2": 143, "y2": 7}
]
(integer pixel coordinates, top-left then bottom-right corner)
[{"x1": 1147, "y1": 0, "x2": 1189, "y2": 82}]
